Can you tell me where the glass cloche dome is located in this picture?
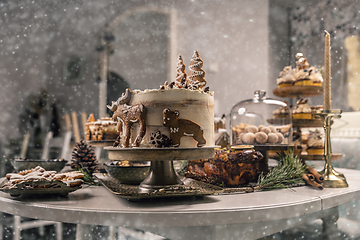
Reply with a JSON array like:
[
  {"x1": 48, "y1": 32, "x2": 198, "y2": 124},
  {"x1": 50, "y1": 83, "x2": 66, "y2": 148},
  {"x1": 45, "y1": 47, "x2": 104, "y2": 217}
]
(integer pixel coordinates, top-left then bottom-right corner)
[{"x1": 230, "y1": 90, "x2": 292, "y2": 146}]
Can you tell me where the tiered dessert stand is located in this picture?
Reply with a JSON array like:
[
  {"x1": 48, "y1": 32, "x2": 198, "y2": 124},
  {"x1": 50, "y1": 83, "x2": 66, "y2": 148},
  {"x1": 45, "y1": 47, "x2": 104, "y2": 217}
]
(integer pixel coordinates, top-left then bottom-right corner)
[{"x1": 273, "y1": 85, "x2": 341, "y2": 161}]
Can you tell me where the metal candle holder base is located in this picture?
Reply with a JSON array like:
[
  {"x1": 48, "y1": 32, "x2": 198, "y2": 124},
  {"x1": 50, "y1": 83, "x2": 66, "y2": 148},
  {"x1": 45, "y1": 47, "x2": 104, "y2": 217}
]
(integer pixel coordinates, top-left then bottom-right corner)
[{"x1": 315, "y1": 109, "x2": 348, "y2": 188}]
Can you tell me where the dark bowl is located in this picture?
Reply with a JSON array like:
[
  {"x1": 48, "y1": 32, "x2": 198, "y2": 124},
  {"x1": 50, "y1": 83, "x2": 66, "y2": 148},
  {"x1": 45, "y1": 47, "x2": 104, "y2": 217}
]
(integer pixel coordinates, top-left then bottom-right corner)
[
  {"x1": 10, "y1": 159, "x2": 67, "y2": 172},
  {"x1": 104, "y1": 160, "x2": 150, "y2": 185}
]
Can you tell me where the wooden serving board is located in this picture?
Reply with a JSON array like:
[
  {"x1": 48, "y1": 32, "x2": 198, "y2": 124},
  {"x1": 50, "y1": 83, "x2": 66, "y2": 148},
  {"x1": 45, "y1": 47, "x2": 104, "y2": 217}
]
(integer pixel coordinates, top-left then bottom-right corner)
[
  {"x1": 273, "y1": 86, "x2": 323, "y2": 98},
  {"x1": 299, "y1": 153, "x2": 342, "y2": 161},
  {"x1": 292, "y1": 119, "x2": 324, "y2": 128}
]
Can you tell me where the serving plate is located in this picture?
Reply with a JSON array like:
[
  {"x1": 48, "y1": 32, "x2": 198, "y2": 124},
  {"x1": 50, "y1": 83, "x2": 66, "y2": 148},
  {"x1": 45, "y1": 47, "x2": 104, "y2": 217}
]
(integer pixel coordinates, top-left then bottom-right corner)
[{"x1": 0, "y1": 178, "x2": 81, "y2": 197}]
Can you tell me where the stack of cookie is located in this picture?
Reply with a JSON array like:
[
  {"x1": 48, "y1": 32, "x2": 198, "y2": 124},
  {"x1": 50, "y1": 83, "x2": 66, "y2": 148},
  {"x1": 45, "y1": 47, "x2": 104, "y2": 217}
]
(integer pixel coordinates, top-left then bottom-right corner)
[{"x1": 3, "y1": 166, "x2": 84, "y2": 190}]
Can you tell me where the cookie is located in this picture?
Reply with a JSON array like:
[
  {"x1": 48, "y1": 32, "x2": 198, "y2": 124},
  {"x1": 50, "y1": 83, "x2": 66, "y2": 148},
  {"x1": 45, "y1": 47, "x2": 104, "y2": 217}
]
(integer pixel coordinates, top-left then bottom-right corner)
[
  {"x1": 52, "y1": 173, "x2": 67, "y2": 181},
  {"x1": 64, "y1": 171, "x2": 84, "y2": 180},
  {"x1": 64, "y1": 179, "x2": 83, "y2": 187},
  {"x1": 242, "y1": 132, "x2": 255, "y2": 144},
  {"x1": 107, "y1": 88, "x2": 147, "y2": 148},
  {"x1": 6, "y1": 173, "x2": 24, "y2": 180},
  {"x1": 276, "y1": 132, "x2": 284, "y2": 143},
  {"x1": 244, "y1": 125, "x2": 258, "y2": 134},
  {"x1": 260, "y1": 127, "x2": 271, "y2": 135},
  {"x1": 268, "y1": 126, "x2": 277, "y2": 133},
  {"x1": 34, "y1": 166, "x2": 45, "y2": 172},
  {"x1": 267, "y1": 133, "x2": 279, "y2": 143},
  {"x1": 255, "y1": 132, "x2": 268, "y2": 144}
]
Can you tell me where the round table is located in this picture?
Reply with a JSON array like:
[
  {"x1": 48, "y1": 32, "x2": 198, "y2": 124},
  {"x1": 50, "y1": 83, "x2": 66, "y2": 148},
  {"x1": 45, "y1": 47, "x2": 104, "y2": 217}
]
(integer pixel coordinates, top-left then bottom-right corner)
[{"x1": 1, "y1": 168, "x2": 360, "y2": 239}]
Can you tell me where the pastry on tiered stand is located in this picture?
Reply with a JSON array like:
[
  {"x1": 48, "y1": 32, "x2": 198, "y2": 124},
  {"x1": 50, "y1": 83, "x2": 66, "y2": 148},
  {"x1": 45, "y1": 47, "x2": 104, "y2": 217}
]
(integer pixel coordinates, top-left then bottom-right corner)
[
  {"x1": 306, "y1": 129, "x2": 324, "y2": 155},
  {"x1": 273, "y1": 105, "x2": 291, "y2": 119},
  {"x1": 292, "y1": 99, "x2": 312, "y2": 120},
  {"x1": 276, "y1": 53, "x2": 323, "y2": 89},
  {"x1": 273, "y1": 52, "x2": 341, "y2": 162},
  {"x1": 277, "y1": 66, "x2": 296, "y2": 88}
]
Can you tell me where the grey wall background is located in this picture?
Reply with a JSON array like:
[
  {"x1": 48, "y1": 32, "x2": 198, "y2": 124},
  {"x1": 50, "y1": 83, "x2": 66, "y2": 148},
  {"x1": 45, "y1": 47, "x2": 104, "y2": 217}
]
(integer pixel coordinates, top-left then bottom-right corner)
[
  {"x1": 0, "y1": 0, "x2": 358, "y2": 144},
  {"x1": 0, "y1": 0, "x2": 270, "y2": 142}
]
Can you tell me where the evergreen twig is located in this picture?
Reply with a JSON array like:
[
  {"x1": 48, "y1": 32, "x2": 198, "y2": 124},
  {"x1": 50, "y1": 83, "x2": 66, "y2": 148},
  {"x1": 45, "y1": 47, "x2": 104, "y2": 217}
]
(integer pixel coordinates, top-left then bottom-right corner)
[
  {"x1": 255, "y1": 149, "x2": 307, "y2": 191},
  {"x1": 77, "y1": 167, "x2": 100, "y2": 186}
]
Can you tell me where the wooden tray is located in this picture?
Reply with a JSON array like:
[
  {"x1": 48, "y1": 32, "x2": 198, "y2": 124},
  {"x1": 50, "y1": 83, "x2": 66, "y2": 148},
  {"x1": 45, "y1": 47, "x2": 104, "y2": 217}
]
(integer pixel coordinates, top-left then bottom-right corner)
[
  {"x1": 267, "y1": 118, "x2": 292, "y2": 125},
  {"x1": 292, "y1": 119, "x2": 324, "y2": 128},
  {"x1": 273, "y1": 86, "x2": 323, "y2": 98},
  {"x1": 299, "y1": 153, "x2": 342, "y2": 161}
]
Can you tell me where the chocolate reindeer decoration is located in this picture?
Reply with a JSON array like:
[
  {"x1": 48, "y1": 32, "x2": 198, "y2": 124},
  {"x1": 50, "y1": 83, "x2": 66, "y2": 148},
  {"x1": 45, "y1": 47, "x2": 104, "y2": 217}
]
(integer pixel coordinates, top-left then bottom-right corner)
[
  {"x1": 107, "y1": 88, "x2": 146, "y2": 148},
  {"x1": 162, "y1": 108, "x2": 206, "y2": 147}
]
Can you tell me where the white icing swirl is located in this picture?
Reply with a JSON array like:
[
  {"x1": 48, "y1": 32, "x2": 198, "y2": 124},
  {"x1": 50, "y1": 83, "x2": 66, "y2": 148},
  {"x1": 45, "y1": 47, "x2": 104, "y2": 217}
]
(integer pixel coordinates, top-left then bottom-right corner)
[{"x1": 188, "y1": 51, "x2": 205, "y2": 81}]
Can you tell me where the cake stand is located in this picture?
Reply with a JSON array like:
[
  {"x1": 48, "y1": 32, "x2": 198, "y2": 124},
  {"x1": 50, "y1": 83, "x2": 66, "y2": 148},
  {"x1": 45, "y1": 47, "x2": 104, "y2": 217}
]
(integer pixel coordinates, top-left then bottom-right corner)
[
  {"x1": 86, "y1": 140, "x2": 115, "y2": 147},
  {"x1": 104, "y1": 146, "x2": 216, "y2": 194}
]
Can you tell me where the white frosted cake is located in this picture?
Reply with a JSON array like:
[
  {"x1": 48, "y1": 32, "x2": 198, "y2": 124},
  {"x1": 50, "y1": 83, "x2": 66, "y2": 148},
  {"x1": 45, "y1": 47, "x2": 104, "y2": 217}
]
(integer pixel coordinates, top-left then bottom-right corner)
[
  {"x1": 130, "y1": 88, "x2": 214, "y2": 148},
  {"x1": 108, "y1": 51, "x2": 215, "y2": 149}
]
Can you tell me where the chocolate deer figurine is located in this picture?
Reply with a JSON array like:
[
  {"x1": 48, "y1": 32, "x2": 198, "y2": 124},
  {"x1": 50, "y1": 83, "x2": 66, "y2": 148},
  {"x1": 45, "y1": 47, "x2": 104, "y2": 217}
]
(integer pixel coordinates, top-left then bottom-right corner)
[{"x1": 107, "y1": 88, "x2": 146, "y2": 148}]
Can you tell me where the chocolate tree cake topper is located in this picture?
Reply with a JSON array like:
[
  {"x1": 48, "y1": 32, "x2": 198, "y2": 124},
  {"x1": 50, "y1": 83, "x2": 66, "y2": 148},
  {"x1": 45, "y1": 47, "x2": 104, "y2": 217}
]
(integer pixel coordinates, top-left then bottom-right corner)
[
  {"x1": 188, "y1": 51, "x2": 206, "y2": 89},
  {"x1": 162, "y1": 108, "x2": 206, "y2": 147},
  {"x1": 107, "y1": 88, "x2": 146, "y2": 148},
  {"x1": 175, "y1": 55, "x2": 188, "y2": 88}
]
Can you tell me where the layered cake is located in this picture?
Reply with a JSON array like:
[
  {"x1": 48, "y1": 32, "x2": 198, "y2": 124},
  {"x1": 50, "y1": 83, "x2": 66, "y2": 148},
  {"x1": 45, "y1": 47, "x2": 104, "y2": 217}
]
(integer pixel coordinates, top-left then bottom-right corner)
[
  {"x1": 108, "y1": 51, "x2": 214, "y2": 148},
  {"x1": 128, "y1": 88, "x2": 214, "y2": 148},
  {"x1": 276, "y1": 53, "x2": 323, "y2": 88},
  {"x1": 292, "y1": 99, "x2": 312, "y2": 119},
  {"x1": 85, "y1": 114, "x2": 119, "y2": 141},
  {"x1": 306, "y1": 129, "x2": 324, "y2": 155}
]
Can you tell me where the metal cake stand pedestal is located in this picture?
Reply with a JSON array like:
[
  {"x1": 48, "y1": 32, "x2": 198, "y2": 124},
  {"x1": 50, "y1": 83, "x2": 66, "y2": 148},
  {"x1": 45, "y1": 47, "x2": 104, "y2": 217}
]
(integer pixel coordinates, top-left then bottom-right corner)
[{"x1": 104, "y1": 146, "x2": 216, "y2": 194}]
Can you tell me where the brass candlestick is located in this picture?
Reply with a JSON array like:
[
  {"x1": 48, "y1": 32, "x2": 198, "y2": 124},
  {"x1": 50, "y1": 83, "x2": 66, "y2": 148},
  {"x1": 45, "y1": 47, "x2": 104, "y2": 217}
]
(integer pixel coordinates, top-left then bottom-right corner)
[{"x1": 315, "y1": 109, "x2": 348, "y2": 188}]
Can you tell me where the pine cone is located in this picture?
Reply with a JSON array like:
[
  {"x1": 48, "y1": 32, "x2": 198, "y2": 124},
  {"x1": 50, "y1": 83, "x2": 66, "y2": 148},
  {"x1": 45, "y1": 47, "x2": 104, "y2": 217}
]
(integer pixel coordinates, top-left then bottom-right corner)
[{"x1": 71, "y1": 139, "x2": 99, "y2": 175}]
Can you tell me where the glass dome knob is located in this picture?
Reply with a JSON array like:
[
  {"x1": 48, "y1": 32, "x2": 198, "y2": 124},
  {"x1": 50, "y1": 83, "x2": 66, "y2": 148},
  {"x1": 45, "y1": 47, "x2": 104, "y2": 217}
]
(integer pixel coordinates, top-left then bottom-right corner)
[{"x1": 254, "y1": 90, "x2": 266, "y2": 101}]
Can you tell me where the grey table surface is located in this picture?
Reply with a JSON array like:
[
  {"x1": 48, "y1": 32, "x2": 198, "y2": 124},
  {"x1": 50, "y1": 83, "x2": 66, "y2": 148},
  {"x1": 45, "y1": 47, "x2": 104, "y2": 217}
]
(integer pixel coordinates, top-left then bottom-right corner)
[{"x1": 1, "y1": 168, "x2": 359, "y2": 239}]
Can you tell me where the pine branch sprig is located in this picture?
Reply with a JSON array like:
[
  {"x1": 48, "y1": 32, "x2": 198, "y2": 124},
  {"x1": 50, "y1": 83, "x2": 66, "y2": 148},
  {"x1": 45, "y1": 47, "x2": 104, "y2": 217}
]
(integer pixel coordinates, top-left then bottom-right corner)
[{"x1": 255, "y1": 150, "x2": 307, "y2": 191}]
